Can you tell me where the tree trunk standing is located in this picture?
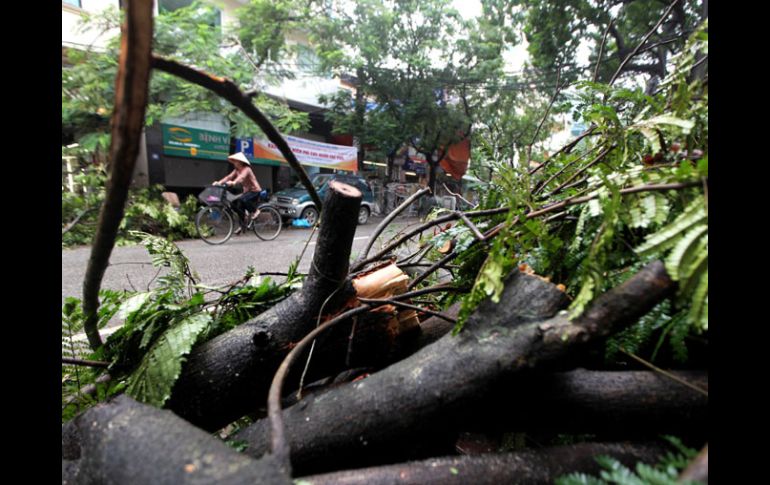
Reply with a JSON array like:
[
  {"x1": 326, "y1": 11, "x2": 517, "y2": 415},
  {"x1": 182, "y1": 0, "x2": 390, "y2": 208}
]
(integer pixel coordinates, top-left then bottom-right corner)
[
  {"x1": 386, "y1": 152, "x2": 395, "y2": 183},
  {"x1": 427, "y1": 154, "x2": 438, "y2": 193},
  {"x1": 355, "y1": 67, "x2": 366, "y2": 173}
]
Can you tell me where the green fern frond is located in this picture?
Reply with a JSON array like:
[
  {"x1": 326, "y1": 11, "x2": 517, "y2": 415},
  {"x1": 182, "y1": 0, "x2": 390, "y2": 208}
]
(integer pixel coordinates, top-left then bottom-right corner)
[
  {"x1": 635, "y1": 199, "x2": 706, "y2": 256},
  {"x1": 665, "y1": 225, "x2": 707, "y2": 281},
  {"x1": 126, "y1": 313, "x2": 211, "y2": 407}
]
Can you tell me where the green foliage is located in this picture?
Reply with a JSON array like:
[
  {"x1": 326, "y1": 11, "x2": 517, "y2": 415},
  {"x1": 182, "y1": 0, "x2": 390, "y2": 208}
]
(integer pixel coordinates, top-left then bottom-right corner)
[
  {"x1": 62, "y1": 164, "x2": 201, "y2": 248},
  {"x1": 126, "y1": 312, "x2": 211, "y2": 406},
  {"x1": 62, "y1": 235, "x2": 299, "y2": 420},
  {"x1": 63, "y1": 1, "x2": 308, "y2": 152},
  {"x1": 311, "y1": 0, "x2": 509, "y2": 183},
  {"x1": 555, "y1": 437, "x2": 702, "y2": 485},
  {"x1": 636, "y1": 197, "x2": 708, "y2": 332},
  {"x1": 424, "y1": 26, "x2": 707, "y2": 364}
]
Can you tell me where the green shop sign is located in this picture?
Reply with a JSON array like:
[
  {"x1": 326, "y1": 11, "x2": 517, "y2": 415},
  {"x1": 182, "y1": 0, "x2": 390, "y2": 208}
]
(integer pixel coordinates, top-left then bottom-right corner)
[{"x1": 161, "y1": 124, "x2": 229, "y2": 160}]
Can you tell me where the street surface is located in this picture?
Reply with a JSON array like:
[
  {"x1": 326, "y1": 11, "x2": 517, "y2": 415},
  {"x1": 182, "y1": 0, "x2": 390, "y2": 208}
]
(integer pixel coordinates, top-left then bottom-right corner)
[{"x1": 62, "y1": 217, "x2": 424, "y2": 309}]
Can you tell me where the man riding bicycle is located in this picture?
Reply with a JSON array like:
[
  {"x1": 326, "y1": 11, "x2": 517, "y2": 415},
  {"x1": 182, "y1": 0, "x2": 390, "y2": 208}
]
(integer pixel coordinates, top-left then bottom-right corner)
[{"x1": 214, "y1": 152, "x2": 266, "y2": 230}]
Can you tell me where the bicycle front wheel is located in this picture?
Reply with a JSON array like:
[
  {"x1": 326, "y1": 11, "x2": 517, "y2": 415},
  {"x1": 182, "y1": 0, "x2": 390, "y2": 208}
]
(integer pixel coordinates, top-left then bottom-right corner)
[
  {"x1": 196, "y1": 206, "x2": 234, "y2": 245},
  {"x1": 252, "y1": 206, "x2": 282, "y2": 241}
]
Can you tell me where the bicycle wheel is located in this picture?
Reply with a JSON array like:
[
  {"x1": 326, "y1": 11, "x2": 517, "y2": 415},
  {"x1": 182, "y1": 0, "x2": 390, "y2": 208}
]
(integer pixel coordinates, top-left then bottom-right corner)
[
  {"x1": 196, "y1": 206, "x2": 233, "y2": 245},
  {"x1": 252, "y1": 205, "x2": 282, "y2": 241}
]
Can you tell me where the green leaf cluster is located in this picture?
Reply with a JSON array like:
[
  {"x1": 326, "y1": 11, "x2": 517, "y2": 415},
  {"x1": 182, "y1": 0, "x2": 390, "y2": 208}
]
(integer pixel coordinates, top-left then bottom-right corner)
[{"x1": 556, "y1": 437, "x2": 703, "y2": 485}]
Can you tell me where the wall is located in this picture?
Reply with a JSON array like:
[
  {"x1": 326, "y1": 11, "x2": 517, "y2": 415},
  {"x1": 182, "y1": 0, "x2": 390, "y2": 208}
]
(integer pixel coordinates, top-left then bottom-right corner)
[{"x1": 62, "y1": 0, "x2": 119, "y2": 50}]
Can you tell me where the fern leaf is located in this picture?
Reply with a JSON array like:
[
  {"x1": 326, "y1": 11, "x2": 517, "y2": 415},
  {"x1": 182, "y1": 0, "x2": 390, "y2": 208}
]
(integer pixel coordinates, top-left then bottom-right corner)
[
  {"x1": 126, "y1": 313, "x2": 211, "y2": 407},
  {"x1": 634, "y1": 462, "x2": 678, "y2": 484},
  {"x1": 555, "y1": 474, "x2": 606, "y2": 485},
  {"x1": 687, "y1": 269, "x2": 708, "y2": 331},
  {"x1": 677, "y1": 234, "x2": 708, "y2": 283},
  {"x1": 665, "y1": 224, "x2": 707, "y2": 281},
  {"x1": 636, "y1": 199, "x2": 706, "y2": 256}
]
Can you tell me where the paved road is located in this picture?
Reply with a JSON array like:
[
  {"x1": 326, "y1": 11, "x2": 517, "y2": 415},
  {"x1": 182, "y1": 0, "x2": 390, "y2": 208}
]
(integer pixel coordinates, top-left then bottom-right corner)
[{"x1": 62, "y1": 216, "x2": 424, "y2": 307}]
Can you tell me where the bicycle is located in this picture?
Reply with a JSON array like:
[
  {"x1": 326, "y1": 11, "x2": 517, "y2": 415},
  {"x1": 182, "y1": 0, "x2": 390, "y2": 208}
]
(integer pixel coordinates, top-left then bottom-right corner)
[{"x1": 195, "y1": 185, "x2": 282, "y2": 245}]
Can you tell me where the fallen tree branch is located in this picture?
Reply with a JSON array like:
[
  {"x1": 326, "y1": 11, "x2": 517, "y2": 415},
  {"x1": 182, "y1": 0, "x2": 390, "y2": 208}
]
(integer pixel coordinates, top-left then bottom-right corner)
[
  {"x1": 296, "y1": 442, "x2": 668, "y2": 485},
  {"x1": 237, "y1": 262, "x2": 675, "y2": 474},
  {"x1": 81, "y1": 0, "x2": 153, "y2": 351},
  {"x1": 62, "y1": 357, "x2": 110, "y2": 368},
  {"x1": 62, "y1": 207, "x2": 97, "y2": 235},
  {"x1": 151, "y1": 56, "x2": 322, "y2": 211},
  {"x1": 166, "y1": 182, "x2": 362, "y2": 431},
  {"x1": 62, "y1": 395, "x2": 290, "y2": 485}
]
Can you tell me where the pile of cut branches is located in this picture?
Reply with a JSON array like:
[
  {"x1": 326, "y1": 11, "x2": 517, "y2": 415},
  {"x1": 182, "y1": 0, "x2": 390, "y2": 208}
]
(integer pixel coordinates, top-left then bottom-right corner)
[{"x1": 62, "y1": 3, "x2": 707, "y2": 484}]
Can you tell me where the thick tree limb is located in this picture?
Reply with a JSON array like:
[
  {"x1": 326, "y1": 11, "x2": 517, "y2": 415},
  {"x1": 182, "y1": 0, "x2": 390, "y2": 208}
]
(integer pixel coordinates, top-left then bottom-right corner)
[
  {"x1": 166, "y1": 182, "x2": 361, "y2": 431},
  {"x1": 82, "y1": 0, "x2": 153, "y2": 350},
  {"x1": 151, "y1": 56, "x2": 322, "y2": 210},
  {"x1": 237, "y1": 270, "x2": 571, "y2": 473},
  {"x1": 463, "y1": 369, "x2": 708, "y2": 438},
  {"x1": 237, "y1": 262, "x2": 675, "y2": 474},
  {"x1": 62, "y1": 395, "x2": 290, "y2": 485},
  {"x1": 297, "y1": 442, "x2": 668, "y2": 485}
]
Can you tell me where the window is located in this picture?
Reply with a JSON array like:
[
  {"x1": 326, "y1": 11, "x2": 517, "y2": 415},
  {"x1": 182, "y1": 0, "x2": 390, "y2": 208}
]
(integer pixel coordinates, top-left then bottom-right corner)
[{"x1": 62, "y1": 0, "x2": 82, "y2": 8}]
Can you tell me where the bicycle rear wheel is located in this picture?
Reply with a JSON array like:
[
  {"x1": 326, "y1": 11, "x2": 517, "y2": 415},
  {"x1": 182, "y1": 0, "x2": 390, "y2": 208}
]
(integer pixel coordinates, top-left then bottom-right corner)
[
  {"x1": 196, "y1": 206, "x2": 233, "y2": 245},
  {"x1": 252, "y1": 205, "x2": 282, "y2": 241}
]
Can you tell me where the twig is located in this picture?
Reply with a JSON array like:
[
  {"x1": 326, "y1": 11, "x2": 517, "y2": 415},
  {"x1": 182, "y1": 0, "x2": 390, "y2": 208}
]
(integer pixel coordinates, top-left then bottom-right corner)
[
  {"x1": 82, "y1": 0, "x2": 154, "y2": 351},
  {"x1": 529, "y1": 127, "x2": 597, "y2": 176},
  {"x1": 619, "y1": 348, "x2": 708, "y2": 397},
  {"x1": 442, "y1": 183, "x2": 477, "y2": 209},
  {"x1": 527, "y1": 66, "x2": 563, "y2": 165},
  {"x1": 358, "y1": 187, "x2": 431, "y2": 263},
  {"x1": 62, "y1": 357, "x2": 110, "y2": 368},
  {"x1": 146, "y1": 266, "x2": 163, "y2": 292},
  {"x1": 542, "y1": 145, "x2": 616, "y2": 199},
  {"x1": 151, "y1": 56, "x2": 323, "y2": 211},
  {"x1": 62, "y1": 207, "x2": 95, "y2": 235},
  {"x1": 609, "y1": 0, "x2": 681, "y2": 85},
  {"x1": 389, "y1": 283, "x2": 465, "y2": 301},
  {"x1": 532, "y1": 142, "x2": 603, "y2": 196},
  {"x1": 357, "y1": 298, "x2": 457, "y2": 324},
  {"x1": 352, "y1": 207, "x2": 508, "y2": 271},
  {"x1": 268, "y1": 305, "x2": 373, "y2": 475},
  {"x1": 457, "y1": 211, "x2": 486, "y2": 241},
  {"x1": 594, "y1": 19, "x2": 614, "y2": 82},
  {"x1": 126, "y1": 273, "x2": 137, "y2": 292}
]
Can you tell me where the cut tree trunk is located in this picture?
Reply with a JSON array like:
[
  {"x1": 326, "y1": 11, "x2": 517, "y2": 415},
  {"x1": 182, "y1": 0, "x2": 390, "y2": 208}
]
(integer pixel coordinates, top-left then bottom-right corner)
[
  {"x1": 236, "y1": 262, "x2": 675, "y2": 474},
  {"x1": 166, "y1": 181, "x2": 362, "y2": 431},
  {"x1": 296, "y1": 442, "x2": 668, "y2": 485},
  {"x1": 62, "y1": 395, "x2": 290, "y2": 485},
  {"x1": 464, "y1": 369, "x2": 708, "y2": 438}
]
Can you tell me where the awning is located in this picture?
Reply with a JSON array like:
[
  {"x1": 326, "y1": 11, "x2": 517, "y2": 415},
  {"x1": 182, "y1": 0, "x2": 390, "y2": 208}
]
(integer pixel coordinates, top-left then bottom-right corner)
[{"x1": 439, "y1": 137, "x2": 470, "y2": 180}]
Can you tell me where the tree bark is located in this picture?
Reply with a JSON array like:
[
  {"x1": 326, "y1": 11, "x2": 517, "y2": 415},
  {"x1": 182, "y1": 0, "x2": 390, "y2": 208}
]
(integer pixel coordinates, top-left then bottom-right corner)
[
  {"x1": 236, "y1": 262, "x2": 675, "y2": 474},
  {"x1": 166, "y1": 181, "x2": 362, "y2": 431},
  {"x1": 461, "y1": 369, "x2": 708, "y2": 438},
  {"x1": 236, "y1": 269, "x2": 571, "y2": 472},
  {"x1": 62, "y1": 395, "x2": 290, "y2": 485},
  {"x1": 296, "y1": 442, "x2": 668, "y2": 485},
  {"x1": 82, "y1": 0, "x2": 153, "y2": 350}
]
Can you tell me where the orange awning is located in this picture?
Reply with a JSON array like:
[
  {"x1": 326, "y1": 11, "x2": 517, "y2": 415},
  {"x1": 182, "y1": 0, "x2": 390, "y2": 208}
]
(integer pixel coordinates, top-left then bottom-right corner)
[{"x1": 439, "y1": 137, "x2": 470, "y2": 180}]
